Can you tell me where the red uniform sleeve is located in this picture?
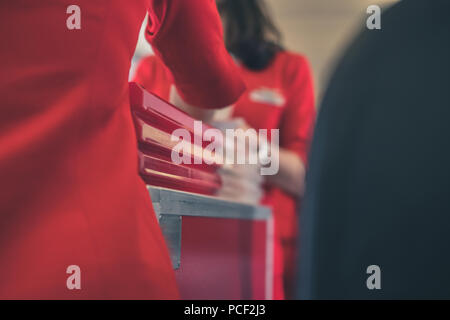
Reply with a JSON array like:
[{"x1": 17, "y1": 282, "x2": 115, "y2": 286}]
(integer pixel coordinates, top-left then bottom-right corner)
[
  {"x1": 146, "y1": 0, "x2": 246, "y2": 109},
  {"x1": 279, "y1": 54, "x2": 316, "y2": 165}
]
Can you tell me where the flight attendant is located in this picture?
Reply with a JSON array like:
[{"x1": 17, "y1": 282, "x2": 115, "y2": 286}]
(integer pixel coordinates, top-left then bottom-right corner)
[
  {"x1": 0, "y1": 0, "x2": 245, "y2": 299},
  {"x1": 133, "y1": 0, "x2": 315, "y2": 299}
]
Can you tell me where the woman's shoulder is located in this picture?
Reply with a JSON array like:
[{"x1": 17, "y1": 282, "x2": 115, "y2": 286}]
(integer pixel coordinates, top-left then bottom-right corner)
[
  {"x1": 133, "y1": 54, "x2": 173, "y2": 84},
  {"x1": 275, "y1": 51, "x2": 311, "y2": 72},
  {"x1": 137, "y1": 54, "x2": 167, "y2": 72}
]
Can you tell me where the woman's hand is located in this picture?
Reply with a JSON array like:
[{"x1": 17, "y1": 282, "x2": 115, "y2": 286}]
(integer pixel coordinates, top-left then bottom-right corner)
[
  {"x1": 211, "y1": 118, "x2": 264, "y2": 205},
  {"x1": 265, "y1": 149, "x2": 306, "y2": 198},
  {"x1": 230, "y1": 118, "x2": 307, "y2": 199}
]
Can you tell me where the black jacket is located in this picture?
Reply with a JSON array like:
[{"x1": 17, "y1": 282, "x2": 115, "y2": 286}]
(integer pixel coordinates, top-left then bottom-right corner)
[{"x1": 298, "y1": 0, "x2": 450, "y2": 299}]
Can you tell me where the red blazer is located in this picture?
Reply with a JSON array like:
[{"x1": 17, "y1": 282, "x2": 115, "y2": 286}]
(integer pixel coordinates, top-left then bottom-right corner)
[{"x1": 0, "y1": 0, "x2": 244, "y2": 299}]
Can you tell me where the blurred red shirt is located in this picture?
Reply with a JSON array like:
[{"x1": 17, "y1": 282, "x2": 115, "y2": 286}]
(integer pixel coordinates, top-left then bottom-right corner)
[{"x1": 0, "y1": 0, "x2": 244, "y2": 299}]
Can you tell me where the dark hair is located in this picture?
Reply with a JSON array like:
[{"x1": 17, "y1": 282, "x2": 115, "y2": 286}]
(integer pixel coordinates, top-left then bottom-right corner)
[{"x1": 216, "y1": 0, "x2": 283, "y2": 71}]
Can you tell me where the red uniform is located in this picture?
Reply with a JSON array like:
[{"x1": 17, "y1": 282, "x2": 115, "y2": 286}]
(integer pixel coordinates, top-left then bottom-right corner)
[
  {"x1": 133, "y1": 51, "x2": 316, "y2": 299},
  {"x1": 0, "y1": 0, "x2": 244, "y2": 299}
]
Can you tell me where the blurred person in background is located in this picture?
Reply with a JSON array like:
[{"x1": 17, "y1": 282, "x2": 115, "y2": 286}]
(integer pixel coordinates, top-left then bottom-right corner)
[
  {"x1": 133, "y1": 0, "x2": 316, "y2": 299},
  {"x1": 298, "y1": 0, "x2": 450, "y2": 299},
  {"x1": 0, "y1": 0, "x2": 244, "y2": 299}
]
